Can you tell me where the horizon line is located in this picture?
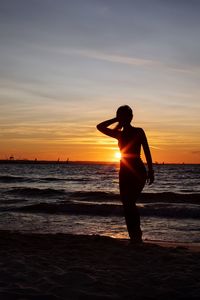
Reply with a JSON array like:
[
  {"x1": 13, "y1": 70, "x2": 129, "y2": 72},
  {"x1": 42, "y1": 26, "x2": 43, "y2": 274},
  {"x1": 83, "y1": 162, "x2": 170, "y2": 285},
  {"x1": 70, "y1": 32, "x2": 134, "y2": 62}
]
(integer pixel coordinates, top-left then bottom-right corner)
[{"x1": 0, "y1": 159, "x2": 199, "y2": 165}]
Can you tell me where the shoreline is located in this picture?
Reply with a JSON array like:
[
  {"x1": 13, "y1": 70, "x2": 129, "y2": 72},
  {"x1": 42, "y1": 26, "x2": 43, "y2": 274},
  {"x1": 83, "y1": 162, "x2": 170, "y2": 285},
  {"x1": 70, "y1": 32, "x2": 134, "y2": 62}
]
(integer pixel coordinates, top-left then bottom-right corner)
[
  {"x1": 1, "y1": 230, "x2": 200, "y2": 251},
  {"x1": 0, "y1": 230, "x2": 200, "y2": 299}
]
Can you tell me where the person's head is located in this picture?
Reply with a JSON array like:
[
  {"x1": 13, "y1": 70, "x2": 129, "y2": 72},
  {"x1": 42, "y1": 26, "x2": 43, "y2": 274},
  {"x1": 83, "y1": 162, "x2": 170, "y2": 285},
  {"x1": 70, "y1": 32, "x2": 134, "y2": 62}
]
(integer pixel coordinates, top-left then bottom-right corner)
[{"x1": 116, "y1": 105, "x2": 133, "y2": 126}]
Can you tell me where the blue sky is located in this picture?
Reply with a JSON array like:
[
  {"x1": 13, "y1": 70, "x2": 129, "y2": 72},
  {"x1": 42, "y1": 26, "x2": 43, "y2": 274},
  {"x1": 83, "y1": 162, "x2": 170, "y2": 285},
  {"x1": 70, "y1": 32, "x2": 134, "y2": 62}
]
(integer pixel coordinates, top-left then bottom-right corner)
[{"x1": 0, "y1": 0, "x2": 200, "y2": 162}]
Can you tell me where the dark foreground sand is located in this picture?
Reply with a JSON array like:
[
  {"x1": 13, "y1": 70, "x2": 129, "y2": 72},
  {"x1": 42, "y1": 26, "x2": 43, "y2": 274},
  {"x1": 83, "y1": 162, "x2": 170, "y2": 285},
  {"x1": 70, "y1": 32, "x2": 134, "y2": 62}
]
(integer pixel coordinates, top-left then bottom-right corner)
[{"x1": 0, "y1": 231, "x2": 199, "y2": 300}]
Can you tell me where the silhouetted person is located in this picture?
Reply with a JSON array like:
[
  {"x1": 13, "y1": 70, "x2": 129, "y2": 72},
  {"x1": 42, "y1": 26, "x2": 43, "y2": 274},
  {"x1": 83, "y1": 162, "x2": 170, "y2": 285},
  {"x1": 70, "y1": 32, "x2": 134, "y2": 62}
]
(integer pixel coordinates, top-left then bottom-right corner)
[{"x1": 97, "y1": 105, "x2": 154, "y2": 243}]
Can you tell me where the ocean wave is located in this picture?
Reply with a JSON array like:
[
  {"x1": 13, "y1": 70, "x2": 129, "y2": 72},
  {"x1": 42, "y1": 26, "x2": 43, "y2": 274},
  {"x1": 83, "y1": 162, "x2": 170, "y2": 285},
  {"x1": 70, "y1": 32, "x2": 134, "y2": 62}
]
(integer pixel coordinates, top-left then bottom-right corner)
[
  {"x1": 7, "y1": 187, "x2": 66, "y2": 197},
  {"x1": 0, "y1": 175, "x2": 91, "y2": 183},
  {"x1": 4, "y1": 188, "x2": 118, "y2": 201},
  {"x1": 12, "y1": 202, "x2": 122, "y2": 215},
  {"x1": 72, "y1": 191, "x2": 200, "y2": 204},
  {"x1": 0, "y1": 175, "x2": 28, "y2": 183},
  {"x1": 3, "y1": 188, "x2": 200, "y2": 204},
  {"x1": 41, "y1": 177, "x2": 90, "y2": 182},
  {"x1": 72, "y1": 191, "x2": 118, "y2": 200},
  {"x1": 139, "y1": 192, "x2": 200, "y2": 204},
  {"x1": 10, "y1": 202, "x2": 200, "y2": 219}
]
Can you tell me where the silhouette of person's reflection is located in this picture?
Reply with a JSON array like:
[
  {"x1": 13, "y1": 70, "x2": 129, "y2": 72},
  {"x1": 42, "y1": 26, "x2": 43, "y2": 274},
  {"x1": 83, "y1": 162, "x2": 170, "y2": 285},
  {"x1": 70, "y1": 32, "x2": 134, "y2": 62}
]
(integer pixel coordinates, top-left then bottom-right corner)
[{"x1": 97, "y1": 105, "x2": 154, "y2": 243}]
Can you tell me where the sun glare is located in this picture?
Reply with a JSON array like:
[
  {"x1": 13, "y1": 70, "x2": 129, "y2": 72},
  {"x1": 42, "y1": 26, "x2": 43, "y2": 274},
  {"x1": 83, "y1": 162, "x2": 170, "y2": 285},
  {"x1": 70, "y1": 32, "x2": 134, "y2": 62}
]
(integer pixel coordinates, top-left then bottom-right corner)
[{"x1": 114, "y1": 151, "x2": 121, "y2": 160}]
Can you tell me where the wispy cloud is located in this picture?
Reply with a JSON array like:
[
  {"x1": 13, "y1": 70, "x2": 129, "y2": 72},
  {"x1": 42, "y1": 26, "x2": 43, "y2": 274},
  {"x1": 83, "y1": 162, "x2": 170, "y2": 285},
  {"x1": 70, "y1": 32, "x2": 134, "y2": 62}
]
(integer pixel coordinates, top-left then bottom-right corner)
[
  {"x1": 73, "y1": 49, "x2": 156, "y2": 66},
  {"x1": 49, "y1": 46, "x2": 158, "y2": 67},
  {"x1": 76, "y1": 49, "x2": 199, "y2": 74},
  {"x1": 49, "y1": 46, "x2": 197, "y2": 74}
]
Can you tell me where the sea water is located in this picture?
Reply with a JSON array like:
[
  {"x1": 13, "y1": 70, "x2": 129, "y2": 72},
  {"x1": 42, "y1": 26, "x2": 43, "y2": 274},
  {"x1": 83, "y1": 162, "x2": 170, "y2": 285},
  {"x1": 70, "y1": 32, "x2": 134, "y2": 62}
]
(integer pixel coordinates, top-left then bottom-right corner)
[{"x1": 0, "y1": 162, "x2": 199, "y2": 242}]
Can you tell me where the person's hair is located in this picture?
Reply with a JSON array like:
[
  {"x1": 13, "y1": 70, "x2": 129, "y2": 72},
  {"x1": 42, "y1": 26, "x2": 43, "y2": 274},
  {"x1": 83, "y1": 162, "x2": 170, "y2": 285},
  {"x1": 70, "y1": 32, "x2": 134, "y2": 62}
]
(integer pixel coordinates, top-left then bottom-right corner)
[{"x1": 116, "y1": 105, "x2": 133, "y2": 124}]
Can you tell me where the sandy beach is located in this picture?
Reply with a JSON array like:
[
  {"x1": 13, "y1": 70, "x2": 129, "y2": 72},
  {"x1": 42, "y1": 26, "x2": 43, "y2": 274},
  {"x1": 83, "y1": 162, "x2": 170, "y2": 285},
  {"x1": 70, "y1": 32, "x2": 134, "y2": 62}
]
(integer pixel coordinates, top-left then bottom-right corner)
[{"x1": 0, "y1": 231, "x2": 199, "y2": 300}]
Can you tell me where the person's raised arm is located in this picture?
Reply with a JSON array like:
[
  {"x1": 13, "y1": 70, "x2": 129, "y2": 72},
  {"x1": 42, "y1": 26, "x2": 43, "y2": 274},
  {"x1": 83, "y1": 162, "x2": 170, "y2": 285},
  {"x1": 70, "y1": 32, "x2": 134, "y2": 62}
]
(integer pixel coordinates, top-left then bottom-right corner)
[
  {"x1": 140, "y1": 128, "x2": 154, "y2": 185},
  {"x1": 96, "y1": 117, "x2": 120, "y2": 139}
]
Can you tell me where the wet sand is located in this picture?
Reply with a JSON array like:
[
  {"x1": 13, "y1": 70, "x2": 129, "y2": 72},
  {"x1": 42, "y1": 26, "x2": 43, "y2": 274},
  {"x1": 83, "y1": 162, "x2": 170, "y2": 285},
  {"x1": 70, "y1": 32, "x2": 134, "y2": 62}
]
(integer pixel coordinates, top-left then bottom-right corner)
[{"x1": 0, "y1": 231, "x2": 199, "y2": 299}]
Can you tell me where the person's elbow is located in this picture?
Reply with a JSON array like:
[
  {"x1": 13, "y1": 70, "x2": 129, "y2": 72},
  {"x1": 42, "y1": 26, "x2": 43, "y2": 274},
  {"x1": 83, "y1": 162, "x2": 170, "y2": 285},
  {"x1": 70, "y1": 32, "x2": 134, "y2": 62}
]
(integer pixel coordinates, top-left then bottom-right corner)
[{"x1": 96, "y1": 124, "x2": 101, "y2": 131}]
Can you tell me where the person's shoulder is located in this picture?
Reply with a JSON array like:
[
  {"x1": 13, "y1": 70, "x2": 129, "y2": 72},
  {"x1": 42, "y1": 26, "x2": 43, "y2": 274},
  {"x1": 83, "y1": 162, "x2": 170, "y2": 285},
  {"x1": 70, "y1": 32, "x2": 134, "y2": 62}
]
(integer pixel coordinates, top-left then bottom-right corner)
[
  {"x1": 134, "y1": 127, "x2": 145, "y2": 134},
  {"x1": 134, "y1": 127, "x2": 146, "y2": 139}
]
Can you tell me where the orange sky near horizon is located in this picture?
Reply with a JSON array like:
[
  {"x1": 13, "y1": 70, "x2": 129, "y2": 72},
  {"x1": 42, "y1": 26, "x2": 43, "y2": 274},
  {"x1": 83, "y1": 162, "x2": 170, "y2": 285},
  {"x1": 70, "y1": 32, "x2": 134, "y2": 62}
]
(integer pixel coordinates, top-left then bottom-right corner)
[
  {"x1": 1, "y1": 121, "x2": 199, "y2": 164},
  {"x1": 0, "y1": 1, "x2": 200, "y2": 164}
]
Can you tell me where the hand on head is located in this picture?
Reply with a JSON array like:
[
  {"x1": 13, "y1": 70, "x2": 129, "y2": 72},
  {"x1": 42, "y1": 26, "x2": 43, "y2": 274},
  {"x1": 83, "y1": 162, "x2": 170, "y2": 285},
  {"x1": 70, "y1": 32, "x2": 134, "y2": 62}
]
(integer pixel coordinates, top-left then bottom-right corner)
[{"x1": 115, "y1": 122, "x2": 123, "y2": 130}]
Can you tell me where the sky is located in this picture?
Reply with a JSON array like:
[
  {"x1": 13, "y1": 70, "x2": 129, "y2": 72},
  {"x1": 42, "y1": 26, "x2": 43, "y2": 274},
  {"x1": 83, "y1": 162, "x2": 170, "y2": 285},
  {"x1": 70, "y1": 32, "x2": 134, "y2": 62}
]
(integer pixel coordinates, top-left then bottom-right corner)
[{"x1": 0, "y1": 0, "x2": 200, "y2": 163}]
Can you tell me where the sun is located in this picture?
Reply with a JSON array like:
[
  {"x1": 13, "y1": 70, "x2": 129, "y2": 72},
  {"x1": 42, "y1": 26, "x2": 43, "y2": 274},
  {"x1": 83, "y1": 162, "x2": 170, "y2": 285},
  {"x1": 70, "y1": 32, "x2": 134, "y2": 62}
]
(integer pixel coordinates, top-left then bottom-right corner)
[{"x1": 114, "y1": 151, "x2": 121, "y2": 160}]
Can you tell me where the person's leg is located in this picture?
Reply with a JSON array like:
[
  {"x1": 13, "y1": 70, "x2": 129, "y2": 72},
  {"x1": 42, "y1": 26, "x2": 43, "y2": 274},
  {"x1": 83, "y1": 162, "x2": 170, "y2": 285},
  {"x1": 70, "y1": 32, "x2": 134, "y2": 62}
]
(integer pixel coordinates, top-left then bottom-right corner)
[
  {"x1": 119, "y1": 163, "x2": 146, "y2": 242},
  {"x1": 122, "y1": 196, "x2": 142, "y2": 242}
]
